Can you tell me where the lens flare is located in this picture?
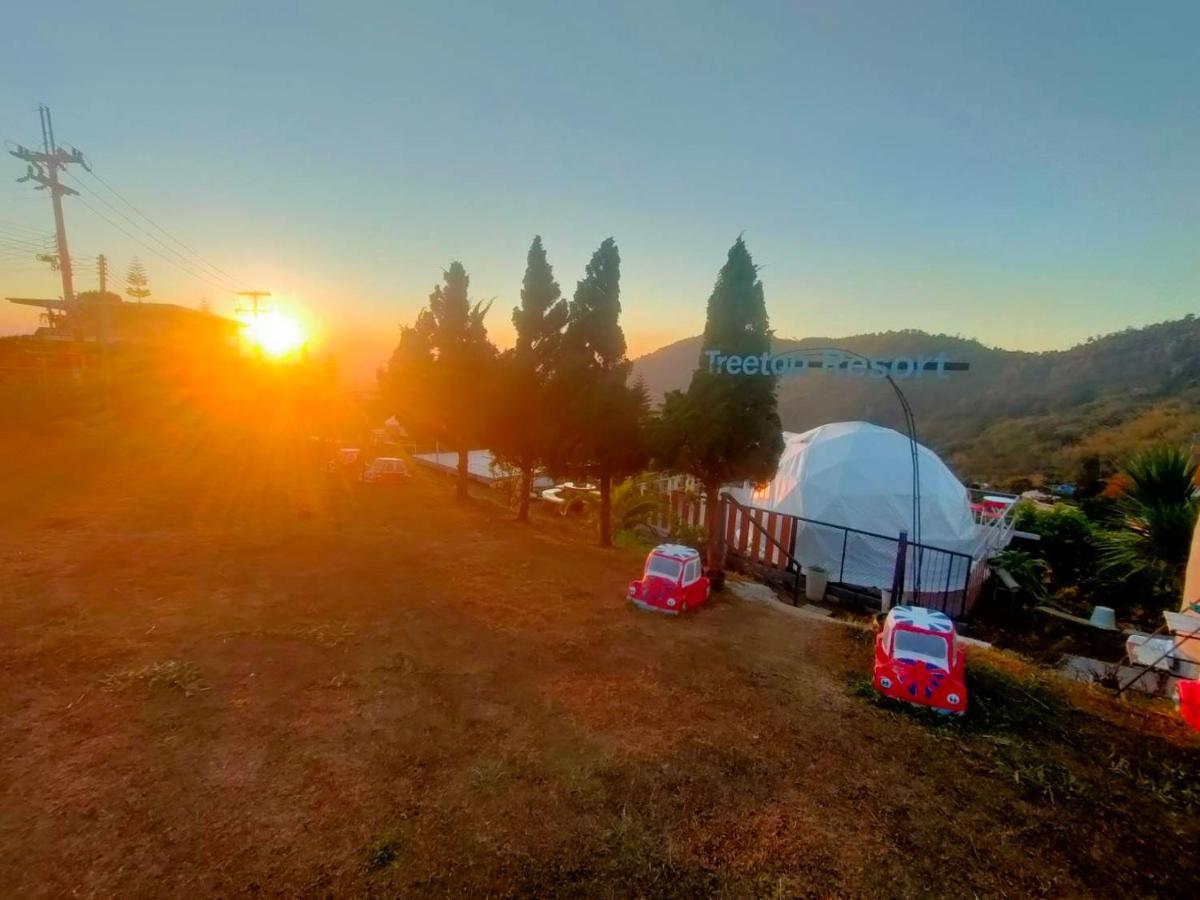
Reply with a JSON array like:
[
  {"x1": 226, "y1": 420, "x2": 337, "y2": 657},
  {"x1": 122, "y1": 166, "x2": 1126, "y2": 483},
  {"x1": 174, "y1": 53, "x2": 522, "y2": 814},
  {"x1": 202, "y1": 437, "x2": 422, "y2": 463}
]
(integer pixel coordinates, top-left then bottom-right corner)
[{"x1": 246, "y1": 312, "x2": 305, "y2": 357}]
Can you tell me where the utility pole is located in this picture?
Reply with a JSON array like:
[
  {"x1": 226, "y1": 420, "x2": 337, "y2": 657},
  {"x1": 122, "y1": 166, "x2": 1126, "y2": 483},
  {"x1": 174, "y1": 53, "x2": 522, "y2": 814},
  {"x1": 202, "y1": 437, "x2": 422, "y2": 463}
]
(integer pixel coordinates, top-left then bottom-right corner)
[
  {"x1": 235, "y1": 290, "x2": 271, "y2": 356},
  {"x1": 97, "y1": 252, "x2": 112, "y2": 364},
  {"x1": 8, "y1": 106, "x2": 88, "y2": 303},
  {"x1": 235, "y1": 290, "x2": 271, "y2": 320}
]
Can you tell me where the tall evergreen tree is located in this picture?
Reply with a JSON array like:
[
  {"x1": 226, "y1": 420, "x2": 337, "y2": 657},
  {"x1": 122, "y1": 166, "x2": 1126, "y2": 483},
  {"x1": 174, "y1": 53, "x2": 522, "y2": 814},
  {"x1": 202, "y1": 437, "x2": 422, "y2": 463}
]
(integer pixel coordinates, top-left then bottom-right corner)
[
  {"x1": 492, "y1": 236, "x2": 569, "y2": 521},
  {"x1": 125, "y1": 258, "x2": 151, "y2": 303},
  {"x1": 556, "y1": 238, "x2": 648, "y2": 546},
  {"x1": 382, "y1": 262, "x2": 496, "y2": 499},
  {"x1": 658, "y1": 237, "x2": 783, "y2": 570},
  {"x1": 379, "y1": 320, "x2": 436, "y2": 439}
]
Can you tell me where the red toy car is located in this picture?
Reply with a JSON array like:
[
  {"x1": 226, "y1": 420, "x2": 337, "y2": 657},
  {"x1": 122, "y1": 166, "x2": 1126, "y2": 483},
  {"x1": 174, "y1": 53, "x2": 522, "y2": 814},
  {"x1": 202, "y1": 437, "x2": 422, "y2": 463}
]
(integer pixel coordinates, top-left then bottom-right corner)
[
  {"x1": 1176, "y1": 679, "x2": 1200, "y2": 732},
  {"x1": 628, "y1": 544, "x2": 709, "y2": 615},
  {"x1": 874, "y1": 605, "x2": 967, "y2": 714}
]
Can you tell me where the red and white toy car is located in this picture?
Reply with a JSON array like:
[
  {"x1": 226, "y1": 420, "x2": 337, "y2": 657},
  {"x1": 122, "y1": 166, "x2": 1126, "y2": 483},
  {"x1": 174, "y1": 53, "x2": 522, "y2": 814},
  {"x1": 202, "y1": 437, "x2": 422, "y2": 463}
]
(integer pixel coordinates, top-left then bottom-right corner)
[
  {"x1": 874, "y1": 605, "x2": 967, "y2": 714},
  {"x1": 1175, "y1": 679, "x2": 1200, "y2": 732},
  {"x1": 628, "y1": 544, "x2": 710, "y2": 615}
]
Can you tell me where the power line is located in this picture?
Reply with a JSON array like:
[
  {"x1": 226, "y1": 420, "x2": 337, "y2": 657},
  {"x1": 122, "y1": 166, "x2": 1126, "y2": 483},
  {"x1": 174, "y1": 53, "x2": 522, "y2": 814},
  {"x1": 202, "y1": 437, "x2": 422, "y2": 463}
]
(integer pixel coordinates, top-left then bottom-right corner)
[
  {"x1": 0, "y1": 229, "x2": 54, "y2": 247},
  {"x1": 63, "y1": 170, "x2": 243, "y2": 293},
  {"x1": 0, "y1": 218, "x2": 54, "y2": 237},
  {"x1": 71, "y1": 192, "x2": 244, "y2": 294},
  {"x1": 78, "y1": 165, "x2": 246, "y2": 289}
]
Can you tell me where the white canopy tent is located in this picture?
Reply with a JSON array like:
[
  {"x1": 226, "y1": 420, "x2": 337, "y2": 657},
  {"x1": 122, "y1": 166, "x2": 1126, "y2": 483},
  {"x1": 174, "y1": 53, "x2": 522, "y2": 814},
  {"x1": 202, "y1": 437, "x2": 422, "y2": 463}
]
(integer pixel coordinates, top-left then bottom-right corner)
[{"x1": 729, "y1": 422, "x2": 981, "y2": 594}]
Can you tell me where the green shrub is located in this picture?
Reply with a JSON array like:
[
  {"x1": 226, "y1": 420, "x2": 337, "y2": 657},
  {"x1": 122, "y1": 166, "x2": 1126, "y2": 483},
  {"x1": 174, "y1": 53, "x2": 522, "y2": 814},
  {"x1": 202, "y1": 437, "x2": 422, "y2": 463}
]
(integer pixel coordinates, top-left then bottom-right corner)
[
  {"x1": 667, "y1": 522, "x2": 706, "y2": 554},
  {"x1": 1013, "y1": 502, "x2": 1097, "y2": 588}
]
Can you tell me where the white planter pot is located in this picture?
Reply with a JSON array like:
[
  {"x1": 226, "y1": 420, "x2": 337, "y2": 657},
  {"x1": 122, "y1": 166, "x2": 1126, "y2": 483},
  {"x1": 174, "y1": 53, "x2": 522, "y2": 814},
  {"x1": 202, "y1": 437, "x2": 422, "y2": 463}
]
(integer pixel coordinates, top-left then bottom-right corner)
[{"x1": 805, "y1": 566, "x2": 829, "y2": 603}]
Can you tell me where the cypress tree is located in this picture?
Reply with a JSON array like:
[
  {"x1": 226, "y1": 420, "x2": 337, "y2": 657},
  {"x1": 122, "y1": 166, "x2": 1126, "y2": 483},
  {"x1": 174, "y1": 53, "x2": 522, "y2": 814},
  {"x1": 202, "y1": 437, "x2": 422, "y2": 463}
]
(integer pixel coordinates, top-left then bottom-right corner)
[
  {"x1": 384, "y1": 262, "x2": 496, "y2": 499},
  {"x1": 557, "y1": 238, "x2": 647, "y2": 546},
  {"x1": 659, "y1": 237, "x2": 783, "y2": 570},
  {"x1": 493, "y1": 236, "x2": 569, "y2": 521}
]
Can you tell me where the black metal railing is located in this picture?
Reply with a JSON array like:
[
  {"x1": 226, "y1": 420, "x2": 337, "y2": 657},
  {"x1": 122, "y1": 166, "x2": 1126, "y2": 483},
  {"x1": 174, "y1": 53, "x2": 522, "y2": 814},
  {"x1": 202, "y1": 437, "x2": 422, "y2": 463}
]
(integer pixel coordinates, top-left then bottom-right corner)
[{"x1": 723, "y1": 496, "x2": 978, "y2": 619}]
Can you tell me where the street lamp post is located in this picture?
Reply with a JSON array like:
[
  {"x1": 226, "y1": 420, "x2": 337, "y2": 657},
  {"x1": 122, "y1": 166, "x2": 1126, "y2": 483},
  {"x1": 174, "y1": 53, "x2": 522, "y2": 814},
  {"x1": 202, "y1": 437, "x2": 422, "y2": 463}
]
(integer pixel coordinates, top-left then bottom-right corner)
[{"x1": 774, "y1": 347, "x2": 925, "y2": 595}]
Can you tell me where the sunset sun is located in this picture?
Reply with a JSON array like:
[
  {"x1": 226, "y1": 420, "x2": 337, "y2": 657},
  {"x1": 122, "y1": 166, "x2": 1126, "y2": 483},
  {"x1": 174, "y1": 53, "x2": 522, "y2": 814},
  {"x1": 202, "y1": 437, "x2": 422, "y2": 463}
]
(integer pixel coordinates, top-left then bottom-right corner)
[{"x1": 246, "y1": 311, "x2": 305, "y2": 357}]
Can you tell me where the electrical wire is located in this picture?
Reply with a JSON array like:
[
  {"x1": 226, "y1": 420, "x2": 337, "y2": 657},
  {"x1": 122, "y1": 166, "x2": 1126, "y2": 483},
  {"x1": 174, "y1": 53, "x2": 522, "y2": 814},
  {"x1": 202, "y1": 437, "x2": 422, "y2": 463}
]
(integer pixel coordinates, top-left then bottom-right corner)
[
  {"x1": 63, "y1": 171, "x2": 243, "y2": 294},
  {"x1": 0, "y1": 232, "x2": 53, "y2": 250},
  {"x1": 9, "y1": 151, "x2": 248, "y2": 299},
  {"x1": 86, "y1": 167, "x2": 246, "y2": 287},
  {"x1": 74, "y1": 166, "x2": 247, "y2": 289},
  {"x1": 0, "y1": 219, "x2": 54, "y2": 237},
  {"x1": 70, "y1": 193, "x2": 245, "y2": 295}
]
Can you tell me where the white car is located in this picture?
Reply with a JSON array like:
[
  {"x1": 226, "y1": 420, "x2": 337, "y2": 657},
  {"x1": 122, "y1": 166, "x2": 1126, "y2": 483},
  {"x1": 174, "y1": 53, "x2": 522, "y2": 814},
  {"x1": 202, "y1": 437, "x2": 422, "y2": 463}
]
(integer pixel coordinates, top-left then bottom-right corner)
[{"x1": 363, "y1": 457, "x2": 410, "y2": 484}]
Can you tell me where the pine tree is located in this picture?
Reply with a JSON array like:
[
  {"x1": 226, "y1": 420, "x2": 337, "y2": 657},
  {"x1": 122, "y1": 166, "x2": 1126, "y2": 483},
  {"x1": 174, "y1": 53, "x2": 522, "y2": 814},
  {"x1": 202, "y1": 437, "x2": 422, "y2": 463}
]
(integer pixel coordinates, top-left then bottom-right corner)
[
  {"x1": 492, "y1": 236, "x2": 569, "y2": 521},
  {"x1": 382, "y1": 262, "x2": 496, "y2": 500},
  {"x1": 658, "y1": 237, "x2": 784, "y2": 570},
  {"x1": 125, "y1": 258, "x2": 151, "y2": 303},
  {"x1": 556, "y1": 238, "x2": 648, "y2": 546}
]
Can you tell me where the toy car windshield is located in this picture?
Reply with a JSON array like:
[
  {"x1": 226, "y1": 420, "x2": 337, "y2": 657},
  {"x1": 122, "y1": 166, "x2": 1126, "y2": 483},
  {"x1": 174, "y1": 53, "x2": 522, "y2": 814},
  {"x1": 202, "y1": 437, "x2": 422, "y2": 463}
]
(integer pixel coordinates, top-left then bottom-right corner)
[
  {"x1": 894, "y1": 630, "x2": 950, "y2": 669},
  {"x1": 645, "y1": 557, "x2": 682, "y2": 580}
]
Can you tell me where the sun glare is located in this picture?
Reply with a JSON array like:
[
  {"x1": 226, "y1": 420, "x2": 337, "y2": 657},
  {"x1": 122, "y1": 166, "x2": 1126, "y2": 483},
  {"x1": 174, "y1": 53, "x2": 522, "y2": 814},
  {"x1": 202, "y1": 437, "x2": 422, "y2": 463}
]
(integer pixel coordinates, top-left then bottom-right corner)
[{"x1": 246, "y1": 312, "x2": 305, "y2": 357}]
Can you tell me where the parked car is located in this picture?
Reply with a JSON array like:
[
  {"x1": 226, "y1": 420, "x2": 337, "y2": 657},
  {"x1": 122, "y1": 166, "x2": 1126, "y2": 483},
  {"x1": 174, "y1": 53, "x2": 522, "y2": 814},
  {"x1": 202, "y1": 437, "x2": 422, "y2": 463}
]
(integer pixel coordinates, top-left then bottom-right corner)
[
  {"x1": 874, "y1": 605, "x2": 967, "y2": 714},
  {"x1": 541, "y1": 481, "x2": 598, "y2": 516},
  {"x1": 627, "y1": 544, "x2": 709, "y2": 615},
  {"x1": 325, "y1": 447, "x2": 361, "y2": 474},
  {"x1": 363, "y1": 456, "x2": 410, "y2": 484}
]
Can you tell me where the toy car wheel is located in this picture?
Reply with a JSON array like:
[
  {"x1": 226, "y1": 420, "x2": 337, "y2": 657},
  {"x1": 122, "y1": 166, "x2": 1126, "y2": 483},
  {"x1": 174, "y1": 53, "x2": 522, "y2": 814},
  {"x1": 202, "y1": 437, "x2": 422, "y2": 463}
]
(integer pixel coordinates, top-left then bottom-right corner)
[
  {"x1": 879, "y1": 676, "x2": 893, "y2": 689},
  {"x1": 947, "y1": 693, "x2": 961, "y2": 706}
]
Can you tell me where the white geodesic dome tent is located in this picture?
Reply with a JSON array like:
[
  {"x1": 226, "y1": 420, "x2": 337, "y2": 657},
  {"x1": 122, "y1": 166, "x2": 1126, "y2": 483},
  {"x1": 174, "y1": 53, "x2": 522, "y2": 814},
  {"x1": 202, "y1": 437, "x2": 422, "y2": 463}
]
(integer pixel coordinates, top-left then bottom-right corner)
[{"x1": 731, "y1": 422, "x2": 980, "y2": 593}]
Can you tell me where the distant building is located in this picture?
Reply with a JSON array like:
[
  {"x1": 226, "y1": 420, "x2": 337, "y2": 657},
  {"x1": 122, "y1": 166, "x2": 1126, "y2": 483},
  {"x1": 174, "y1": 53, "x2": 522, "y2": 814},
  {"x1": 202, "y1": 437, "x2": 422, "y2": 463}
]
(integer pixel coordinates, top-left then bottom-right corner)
[{"x1": 7, "y1": 292, "x2": 240, "y2": 349}]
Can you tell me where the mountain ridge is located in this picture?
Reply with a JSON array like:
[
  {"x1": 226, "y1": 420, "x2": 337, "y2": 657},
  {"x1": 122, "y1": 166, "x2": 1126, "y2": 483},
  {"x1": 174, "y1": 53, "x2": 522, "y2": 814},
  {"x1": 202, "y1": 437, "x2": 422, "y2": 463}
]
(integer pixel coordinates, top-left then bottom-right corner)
[{"x1": 631, "y1": 316, "x2": 1200, "y2": 483}]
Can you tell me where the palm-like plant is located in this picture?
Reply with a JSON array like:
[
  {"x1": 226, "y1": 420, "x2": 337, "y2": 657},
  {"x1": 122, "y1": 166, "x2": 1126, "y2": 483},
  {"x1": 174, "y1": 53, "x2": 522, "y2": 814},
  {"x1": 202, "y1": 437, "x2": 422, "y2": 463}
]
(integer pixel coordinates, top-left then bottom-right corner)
[
  {"x1": 1098, "y1": 445, "x2": 1198, "y2": 603},
  {"x1": 989, "y1": 548, "x2": 1050, "y2": 603},
  {"x1": 577, "y1": 475, "x2": 664, "y2": 533}
]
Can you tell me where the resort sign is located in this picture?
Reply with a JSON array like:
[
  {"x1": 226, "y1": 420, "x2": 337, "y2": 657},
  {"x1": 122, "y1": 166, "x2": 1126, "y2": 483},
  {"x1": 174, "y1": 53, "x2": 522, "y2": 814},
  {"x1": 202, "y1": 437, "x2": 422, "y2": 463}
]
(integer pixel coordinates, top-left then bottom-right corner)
[{"x1": 705, "y1": 349, "x2": 970, "y2": 380}]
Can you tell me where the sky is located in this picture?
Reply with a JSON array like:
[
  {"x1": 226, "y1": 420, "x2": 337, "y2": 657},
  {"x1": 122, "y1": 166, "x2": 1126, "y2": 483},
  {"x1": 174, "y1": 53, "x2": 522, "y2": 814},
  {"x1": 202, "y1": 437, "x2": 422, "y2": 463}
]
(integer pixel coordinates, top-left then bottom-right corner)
[{"x1": 1, "y1": 1, "x2": 1197, "y2": 379}]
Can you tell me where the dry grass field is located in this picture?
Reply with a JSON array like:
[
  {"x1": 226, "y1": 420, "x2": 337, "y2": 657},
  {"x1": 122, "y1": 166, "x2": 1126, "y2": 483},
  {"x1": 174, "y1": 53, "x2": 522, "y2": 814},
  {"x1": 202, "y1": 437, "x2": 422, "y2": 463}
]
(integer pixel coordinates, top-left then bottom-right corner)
[{"x1": 1, "y1": 424, "x2": 1198, "y2": 897}]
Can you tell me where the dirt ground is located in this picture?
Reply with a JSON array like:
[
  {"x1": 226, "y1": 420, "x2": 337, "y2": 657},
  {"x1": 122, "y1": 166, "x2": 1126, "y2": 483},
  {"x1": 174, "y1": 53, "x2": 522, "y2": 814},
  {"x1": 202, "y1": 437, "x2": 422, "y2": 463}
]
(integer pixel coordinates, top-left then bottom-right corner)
[{"x1": 1, "y1": 427, "x2": 1198, "y2": 898}]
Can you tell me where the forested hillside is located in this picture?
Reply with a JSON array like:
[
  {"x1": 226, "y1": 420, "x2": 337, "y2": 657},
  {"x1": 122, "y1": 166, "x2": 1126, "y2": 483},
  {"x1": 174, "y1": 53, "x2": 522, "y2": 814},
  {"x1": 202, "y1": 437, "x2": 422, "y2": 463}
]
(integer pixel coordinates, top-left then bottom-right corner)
[{"x1": 632, "y1": 316, "x2": 1200, "y2": 484}]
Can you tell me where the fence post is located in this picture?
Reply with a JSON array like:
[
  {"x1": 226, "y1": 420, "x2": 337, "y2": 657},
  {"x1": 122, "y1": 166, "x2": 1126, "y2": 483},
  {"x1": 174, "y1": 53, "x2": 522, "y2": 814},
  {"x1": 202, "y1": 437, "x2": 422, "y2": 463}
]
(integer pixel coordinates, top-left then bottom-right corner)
[
  {"x1": 839, "y1": 530, "x2": 848, "y2": 583},
  {"x1": 962, "y1": 558, "x2": 973, "y2": 618},
  {"x1": 943, "y1": 559, "x2": 953, "y2": 613},
  {"x1": 717, "y1": 496, "x2": 728, "y2": 570},
  {"x1": 724, "y1": 496, "x2": 737, "y2": 560},
  {"x1": 891, "y1": 530, "x2": 908, "y2": 605}
]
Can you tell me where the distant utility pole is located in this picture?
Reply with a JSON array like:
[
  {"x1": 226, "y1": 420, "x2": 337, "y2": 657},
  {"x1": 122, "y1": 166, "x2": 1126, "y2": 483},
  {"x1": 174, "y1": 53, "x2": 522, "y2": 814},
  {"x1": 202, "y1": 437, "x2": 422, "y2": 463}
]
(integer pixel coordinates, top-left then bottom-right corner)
[
  {"x1": 98, "y1": 254, "x2": 108, "y2": 293},
  {"x1": 235, "y1": 290, "x2": 271, "y2": 320},
  {"x1": 8, "y1": 106, "x2": 88, "y2": 303}
]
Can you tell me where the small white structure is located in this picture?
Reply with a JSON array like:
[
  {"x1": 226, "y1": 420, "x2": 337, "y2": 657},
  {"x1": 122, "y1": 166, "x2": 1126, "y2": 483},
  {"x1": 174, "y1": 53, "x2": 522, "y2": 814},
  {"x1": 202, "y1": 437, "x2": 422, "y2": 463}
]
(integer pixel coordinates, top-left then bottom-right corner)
[
  {"x1": 729, "y1": 422, "x2": 987, "y2": 596},
  {"x1": 412, "y1": 449, "x2": 555, "y2": 492}
]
